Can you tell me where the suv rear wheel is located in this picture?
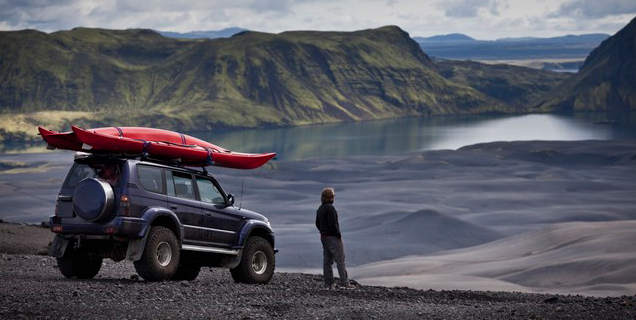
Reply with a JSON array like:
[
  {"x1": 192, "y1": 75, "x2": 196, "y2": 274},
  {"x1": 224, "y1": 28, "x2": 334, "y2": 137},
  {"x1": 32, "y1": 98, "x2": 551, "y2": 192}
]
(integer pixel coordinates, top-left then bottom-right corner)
[
  {"x1": 57, "y1": 248, "x2": 103, "y2": 279},
  {"x1": 134, "y1": 226, "x2": 180, "y2": 281},
  {"x1": 230, "y1": 236, "x2": 275, "y2": 284}
]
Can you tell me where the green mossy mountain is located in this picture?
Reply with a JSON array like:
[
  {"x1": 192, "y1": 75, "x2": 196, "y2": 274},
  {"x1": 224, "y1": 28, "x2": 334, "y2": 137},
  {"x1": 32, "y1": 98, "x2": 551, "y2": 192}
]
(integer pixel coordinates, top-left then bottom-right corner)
[
  {"x1": 534, "y1": 16, "x2": 636, "y2": 113},
  {"x1": 436, "y1": 60, "x2": 571, "y2": 108},
  {"x1": 1, "y1": 26, "x2": 516, "y2": 136}
]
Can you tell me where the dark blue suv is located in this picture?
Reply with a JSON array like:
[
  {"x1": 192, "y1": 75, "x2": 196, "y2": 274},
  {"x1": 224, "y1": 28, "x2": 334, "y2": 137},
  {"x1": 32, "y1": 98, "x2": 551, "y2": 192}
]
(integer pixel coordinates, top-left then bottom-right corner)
[{"x1": 48, "y1": 153, "x2": 276, "y2": 283}]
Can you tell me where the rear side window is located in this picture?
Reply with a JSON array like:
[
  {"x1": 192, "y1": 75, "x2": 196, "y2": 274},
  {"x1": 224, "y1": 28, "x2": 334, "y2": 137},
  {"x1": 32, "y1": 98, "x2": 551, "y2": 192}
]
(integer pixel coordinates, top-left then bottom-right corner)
[
  {"x1": 137, "y1": 165, "x2": 164, "y2": 194},
  {"x1": 63, "y1": 162, "x2": 122, "y2": 188},
  {"x1": 170, "y1": 172, "x2": 195, "y2": 199}
]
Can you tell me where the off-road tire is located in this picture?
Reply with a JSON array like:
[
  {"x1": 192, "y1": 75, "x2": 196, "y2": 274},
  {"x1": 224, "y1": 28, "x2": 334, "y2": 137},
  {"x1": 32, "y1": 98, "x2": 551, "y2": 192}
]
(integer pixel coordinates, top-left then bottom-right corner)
[
  {"x1": 134, "y1": 226, "x2": 180, "y2": 281},
  {"x1": 57, "y1": 249, "x2": 103, "y2": 279},
  {"x1": 171, "y1": 261, "x2": 201, "y2": 281},
  {"x1": 230, "y1": 236, "x2": 275, "y2": 284}
]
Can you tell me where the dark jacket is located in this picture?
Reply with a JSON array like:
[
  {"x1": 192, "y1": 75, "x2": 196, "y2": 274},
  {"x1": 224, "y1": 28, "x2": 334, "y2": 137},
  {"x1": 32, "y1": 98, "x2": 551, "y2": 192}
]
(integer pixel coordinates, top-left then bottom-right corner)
[{"x1": 316, "y1": 203, "x2": 341, "y2": 238}]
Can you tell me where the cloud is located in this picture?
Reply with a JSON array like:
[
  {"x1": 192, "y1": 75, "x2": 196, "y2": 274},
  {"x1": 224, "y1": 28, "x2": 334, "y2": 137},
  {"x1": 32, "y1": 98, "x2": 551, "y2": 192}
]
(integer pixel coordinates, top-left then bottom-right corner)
[
  {"x1": 0, "y1": 0, "x2": 308, "y2": 31},
  {"x1": 437, "y1": 0, "x2": 502, "y2": 18},
  {"x1": 0, "y1": 0, "x2": 631, "y2": 39},
  {"x1": 552, "y1": 0, "x2": 636, "y2": 18},
  {"x1": 0, "y1": 0, "x2": 88, "y2": 30}
]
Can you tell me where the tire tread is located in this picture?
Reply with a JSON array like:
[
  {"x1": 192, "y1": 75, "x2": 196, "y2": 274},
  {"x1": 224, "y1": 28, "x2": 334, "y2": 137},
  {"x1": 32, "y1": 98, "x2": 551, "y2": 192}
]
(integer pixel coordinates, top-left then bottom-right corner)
[
  {"x1": 134, "y1": 226, "x2": 180, "y2": 281},
  {"x1": 230, "y1": 236, "x2": 275, "y2": 284}
]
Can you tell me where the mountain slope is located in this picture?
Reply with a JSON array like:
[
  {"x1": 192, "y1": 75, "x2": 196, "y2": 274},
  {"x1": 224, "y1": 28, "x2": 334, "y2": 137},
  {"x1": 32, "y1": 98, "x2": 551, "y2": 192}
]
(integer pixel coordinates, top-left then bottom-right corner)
[
  {"x1": 436, "y1": 60, "x2": 571, "y2": 107},
  {"x1": 0, "y1": 28, "x2": 193, "y2": 112},
  {"x1": 0, "y1": 26, "x2": 512, "y2": 138},
  {"x1": 534, "y1": 16, "x2": 636, "y2": 113},
  {"x1": 153, "y1": 27, "x2": 510, "y2": 124}
]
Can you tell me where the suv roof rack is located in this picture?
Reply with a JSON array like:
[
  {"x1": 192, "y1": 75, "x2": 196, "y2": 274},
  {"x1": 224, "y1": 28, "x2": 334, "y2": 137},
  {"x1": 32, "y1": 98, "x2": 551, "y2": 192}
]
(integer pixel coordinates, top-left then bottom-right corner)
[{"x1": 73, "y1": 152, "x2": 208, "y2": 173}]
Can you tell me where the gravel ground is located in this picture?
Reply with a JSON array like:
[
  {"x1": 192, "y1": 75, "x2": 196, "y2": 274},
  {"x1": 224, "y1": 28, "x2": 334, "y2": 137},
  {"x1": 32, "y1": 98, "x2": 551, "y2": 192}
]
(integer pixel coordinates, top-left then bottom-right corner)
[
  {"x1": 1, "y1": 254, "x2": 635, "y2": 319},
  {"x1": 0, "y1": 222, "x2": 52, "y2": 255}
]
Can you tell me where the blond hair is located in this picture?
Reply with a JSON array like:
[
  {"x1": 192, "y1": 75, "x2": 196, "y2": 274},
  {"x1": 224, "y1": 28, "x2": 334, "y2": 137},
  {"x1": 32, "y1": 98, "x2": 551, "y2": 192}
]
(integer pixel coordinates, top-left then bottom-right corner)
[{"x1": 321, "y1": 188, "x2": 335, "y2": 204}]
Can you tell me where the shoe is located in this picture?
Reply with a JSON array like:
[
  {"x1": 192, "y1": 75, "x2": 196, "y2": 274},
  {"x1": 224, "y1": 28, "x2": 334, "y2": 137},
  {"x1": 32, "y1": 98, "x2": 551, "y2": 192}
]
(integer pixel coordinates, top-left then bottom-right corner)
[
  {"x1": 337, "y1": 282, "x2": 356, "y2": 290},
  {"x1": 321, "y1": 284, "x2": 335, "y2": 290}
]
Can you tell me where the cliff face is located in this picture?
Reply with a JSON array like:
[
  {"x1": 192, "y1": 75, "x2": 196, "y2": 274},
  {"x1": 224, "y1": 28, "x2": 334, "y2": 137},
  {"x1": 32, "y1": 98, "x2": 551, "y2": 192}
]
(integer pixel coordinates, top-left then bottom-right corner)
[
  {"x1": 0, "y1": 26, "x2": 511, "y2": 131},
  {"x1": 534, "y1": 17, "x2": 636, "y2": 113}
]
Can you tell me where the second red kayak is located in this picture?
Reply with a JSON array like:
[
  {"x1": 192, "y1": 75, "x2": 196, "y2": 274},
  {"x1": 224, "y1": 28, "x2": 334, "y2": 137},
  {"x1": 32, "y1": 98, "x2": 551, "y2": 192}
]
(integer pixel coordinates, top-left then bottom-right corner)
[{"x1": 38, "y1": 126, "x2": 276, "y2": 169}]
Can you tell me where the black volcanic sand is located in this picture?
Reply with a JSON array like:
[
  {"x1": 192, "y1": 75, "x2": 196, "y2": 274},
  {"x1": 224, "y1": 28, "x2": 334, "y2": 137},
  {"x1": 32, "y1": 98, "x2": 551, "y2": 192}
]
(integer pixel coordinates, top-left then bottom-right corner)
[
  {"x1": 1, "y1": 254, "x2": 635, "y2": 319},
  {"x1": 1, "y1": 140, "x2": 635, "y2": 296},
  {"x1": 0, "y1": 222, "x2": 51, "y2": 255}
]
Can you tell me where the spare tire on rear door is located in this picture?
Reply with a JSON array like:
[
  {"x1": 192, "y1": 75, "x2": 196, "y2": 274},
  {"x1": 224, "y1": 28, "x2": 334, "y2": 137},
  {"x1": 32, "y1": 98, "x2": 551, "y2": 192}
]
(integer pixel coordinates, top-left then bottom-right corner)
[{"x1": 73, "y1": 178, "x2": 114, "y2": 221}]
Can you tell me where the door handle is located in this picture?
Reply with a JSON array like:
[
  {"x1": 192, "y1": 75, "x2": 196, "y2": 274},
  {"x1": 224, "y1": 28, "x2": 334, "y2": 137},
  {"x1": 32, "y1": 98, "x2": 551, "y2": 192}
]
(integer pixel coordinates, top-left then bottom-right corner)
[{"x1": 169, "y1": 205, "x2": 178, "y2": 210}]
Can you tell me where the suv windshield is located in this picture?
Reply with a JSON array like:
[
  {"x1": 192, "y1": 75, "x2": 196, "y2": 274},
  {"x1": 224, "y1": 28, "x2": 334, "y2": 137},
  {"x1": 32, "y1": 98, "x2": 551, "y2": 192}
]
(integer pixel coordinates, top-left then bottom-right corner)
[{"x1": 63, "y1": 162, "x2": 122, "y2": 188}]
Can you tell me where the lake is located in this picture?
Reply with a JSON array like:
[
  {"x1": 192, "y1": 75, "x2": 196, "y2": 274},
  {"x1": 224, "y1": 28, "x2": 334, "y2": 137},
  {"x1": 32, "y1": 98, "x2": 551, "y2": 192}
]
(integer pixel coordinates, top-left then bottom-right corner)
[
  {"x1": 2, "y1": 112, "x2": 635, "y2": 160},
  {"x1": 191, "y1": 112, "x2": 636, "y2": 160}
]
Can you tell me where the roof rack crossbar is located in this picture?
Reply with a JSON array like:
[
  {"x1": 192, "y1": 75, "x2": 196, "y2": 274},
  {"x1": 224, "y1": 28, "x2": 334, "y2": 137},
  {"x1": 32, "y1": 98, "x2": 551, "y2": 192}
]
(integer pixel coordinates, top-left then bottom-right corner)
[{"x1": 73, "y1": 152, "x2": 212, "y2": 172}]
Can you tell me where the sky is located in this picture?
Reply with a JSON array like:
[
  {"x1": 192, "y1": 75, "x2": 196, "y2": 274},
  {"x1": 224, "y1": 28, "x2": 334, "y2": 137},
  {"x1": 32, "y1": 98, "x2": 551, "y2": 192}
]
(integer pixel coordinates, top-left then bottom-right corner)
[{"x1": 0, "y1": 0, "x2": 635, "y2": 40}]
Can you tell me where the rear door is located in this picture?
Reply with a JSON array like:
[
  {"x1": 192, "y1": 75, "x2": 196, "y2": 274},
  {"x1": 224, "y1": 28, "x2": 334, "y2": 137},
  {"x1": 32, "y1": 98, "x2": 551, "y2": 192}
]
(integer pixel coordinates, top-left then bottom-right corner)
[
  {"x1": 133, "y1": 164, "x2": 168, "y2": 214},
  {"x1": 165, "y1": 171, "x2": 207, "y2": 245},
  {"x1": 195, "y1": 176, "x2": 244, "y2": 246}
]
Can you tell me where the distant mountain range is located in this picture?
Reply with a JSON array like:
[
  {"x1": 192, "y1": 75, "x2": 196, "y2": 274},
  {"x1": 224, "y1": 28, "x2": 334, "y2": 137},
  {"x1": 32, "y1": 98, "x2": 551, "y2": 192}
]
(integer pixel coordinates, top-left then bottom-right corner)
[
  {"x1": 415, "y1": 33, "x2": 609, "y2": 44},
  {"x1": 414, "y1": 33, "x2": 476, "y2": 42},
  {"x1": 414, "y1": 33, "x2": 610, "y2": 60},
  {"x1": 157, "y1": 27, "x2": 248, "y2": 39}
]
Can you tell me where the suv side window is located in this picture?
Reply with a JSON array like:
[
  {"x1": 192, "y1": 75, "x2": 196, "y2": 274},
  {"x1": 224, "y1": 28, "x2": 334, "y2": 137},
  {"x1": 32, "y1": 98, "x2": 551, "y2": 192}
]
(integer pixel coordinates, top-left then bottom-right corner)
[
  {"x1": 195, "y1": 177, "x2": 225, "y2": 204},
  {"x1": 170, "y1": 171, "x2": 195, "y2": 200},
  {"x1": 137, "y1": 165, "x2": 164, "y2": 194}
]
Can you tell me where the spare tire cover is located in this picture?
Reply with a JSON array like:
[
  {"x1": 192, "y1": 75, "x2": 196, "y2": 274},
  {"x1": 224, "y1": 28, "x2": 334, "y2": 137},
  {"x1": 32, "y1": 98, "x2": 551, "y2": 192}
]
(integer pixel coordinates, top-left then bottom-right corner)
[{"x1": 73, "y1": 178, "x2": 115, "y2": 221}]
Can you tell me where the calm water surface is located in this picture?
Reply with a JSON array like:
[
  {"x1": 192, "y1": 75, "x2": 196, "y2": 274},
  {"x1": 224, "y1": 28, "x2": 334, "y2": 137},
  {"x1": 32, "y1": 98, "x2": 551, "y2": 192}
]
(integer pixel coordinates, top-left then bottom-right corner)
[
  {"x1": 3, "y1": 113, "x2": 635, "y2": 160},
  {"x1": 193, "y1": 113, "x2": 636, "y2": 160}
]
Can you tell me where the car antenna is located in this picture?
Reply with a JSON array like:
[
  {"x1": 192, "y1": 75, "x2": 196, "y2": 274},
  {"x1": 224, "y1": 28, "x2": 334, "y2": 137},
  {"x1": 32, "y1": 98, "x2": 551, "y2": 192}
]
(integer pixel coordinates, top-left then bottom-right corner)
[{"x1": 238, "y1": 179, "x2": 244, "y2": 210}]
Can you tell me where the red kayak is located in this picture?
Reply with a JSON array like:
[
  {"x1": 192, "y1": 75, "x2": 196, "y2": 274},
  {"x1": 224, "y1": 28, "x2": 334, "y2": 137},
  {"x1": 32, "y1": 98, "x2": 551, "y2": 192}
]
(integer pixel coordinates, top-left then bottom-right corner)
[{"x1": 38, "y1": 126, "x2": 276, "y2": 169}]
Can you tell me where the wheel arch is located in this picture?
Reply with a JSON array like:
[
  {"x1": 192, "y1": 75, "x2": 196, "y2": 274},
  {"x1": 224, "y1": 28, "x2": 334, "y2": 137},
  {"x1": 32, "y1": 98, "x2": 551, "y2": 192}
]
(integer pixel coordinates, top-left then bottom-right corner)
[
  {"x1": 126, "y1": 207, "x2": 183, "y2": 261},
  {"x1": 141, "y1": 207, "x2": 183, "y2": 241},
  {"x1": 238, "y1": 220, "x2": 275, "y2": 250}
]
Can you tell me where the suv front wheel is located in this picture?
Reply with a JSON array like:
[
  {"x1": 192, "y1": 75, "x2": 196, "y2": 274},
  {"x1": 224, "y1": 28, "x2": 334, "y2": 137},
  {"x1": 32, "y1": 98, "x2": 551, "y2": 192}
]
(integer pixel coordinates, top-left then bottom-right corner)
[
  {"x1": 230, "y1": 236, "x2": 275, "y2": 284},
  {"x1": 134, "y1": 226, "x2": 180, "y2": 281}
]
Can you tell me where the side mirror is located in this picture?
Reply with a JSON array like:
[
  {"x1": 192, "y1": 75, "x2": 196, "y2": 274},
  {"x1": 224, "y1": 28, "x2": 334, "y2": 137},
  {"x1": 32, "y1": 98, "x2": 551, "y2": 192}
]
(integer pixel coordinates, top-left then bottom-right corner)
[{"x1": 227, "y1": 194, "x2": 235, "y2": 206}]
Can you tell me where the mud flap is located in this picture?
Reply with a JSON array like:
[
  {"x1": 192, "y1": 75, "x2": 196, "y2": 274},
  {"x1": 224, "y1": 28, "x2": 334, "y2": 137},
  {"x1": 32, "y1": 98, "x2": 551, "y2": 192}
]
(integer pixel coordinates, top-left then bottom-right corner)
[
  {"x1": 48, "y1": 235, "x2": 69, "y2": 258},
  {"x1": 125, "y1": 238, "x2": 146, "y2": 261}
]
